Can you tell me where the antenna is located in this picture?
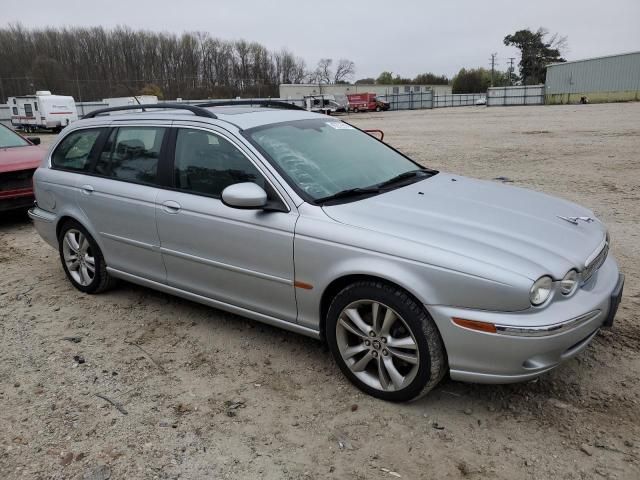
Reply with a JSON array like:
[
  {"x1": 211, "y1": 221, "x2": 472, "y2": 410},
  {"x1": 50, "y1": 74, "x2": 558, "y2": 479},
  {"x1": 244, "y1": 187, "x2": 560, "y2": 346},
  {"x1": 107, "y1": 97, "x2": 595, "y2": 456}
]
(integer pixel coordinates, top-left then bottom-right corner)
[{"x1": 117, "y1": 83, "x2": 145, "y2": 111}]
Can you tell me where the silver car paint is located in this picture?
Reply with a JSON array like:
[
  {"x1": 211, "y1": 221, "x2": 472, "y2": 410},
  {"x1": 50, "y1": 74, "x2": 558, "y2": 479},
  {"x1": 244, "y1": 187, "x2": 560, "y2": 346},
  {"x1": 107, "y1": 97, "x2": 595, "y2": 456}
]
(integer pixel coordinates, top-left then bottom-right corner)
[
  {"x1": 221, "y1": 182, "x2": 268, "y2": 208},
  {"x1": 29, "y1": 108, "x2": 621, "y2": 384},
  {"x1": 77, "y1": 173, "x2": 166, "y2": 283},
  {"x1": 155, "y1": 184, "x2": 299, "y2": 323}
]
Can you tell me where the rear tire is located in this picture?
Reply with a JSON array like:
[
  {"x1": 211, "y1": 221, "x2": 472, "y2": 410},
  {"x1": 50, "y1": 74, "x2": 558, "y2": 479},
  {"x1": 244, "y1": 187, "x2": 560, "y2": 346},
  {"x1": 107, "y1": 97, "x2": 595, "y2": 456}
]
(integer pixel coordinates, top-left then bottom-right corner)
[
  {"x1": 326, "y1": 280, "x2": 446, "y2": 402},
  {"x1": 58, "y1": 220, "x2": 116, "y2": 294}
]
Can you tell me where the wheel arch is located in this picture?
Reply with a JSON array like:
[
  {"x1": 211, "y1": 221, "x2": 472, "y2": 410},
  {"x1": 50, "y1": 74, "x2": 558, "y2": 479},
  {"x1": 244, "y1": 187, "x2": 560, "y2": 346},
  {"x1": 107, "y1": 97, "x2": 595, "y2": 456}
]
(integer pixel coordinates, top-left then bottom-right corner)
[
  {"x1": 55, "y1": 214, "x2": 105, "y2": 253},
  {"x1": 56, "y1": 214, "x2": 78, "y2": 239},
  {"x1": 318, "y1": 273, "x2": 433, "y2": 342}
]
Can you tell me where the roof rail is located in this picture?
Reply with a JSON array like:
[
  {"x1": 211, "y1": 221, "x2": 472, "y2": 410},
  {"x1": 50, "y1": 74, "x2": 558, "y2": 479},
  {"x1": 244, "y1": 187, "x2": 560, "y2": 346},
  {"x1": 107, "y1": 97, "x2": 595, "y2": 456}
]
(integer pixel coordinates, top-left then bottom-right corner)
[
  {"x1": 195, "y1": 100, "x2": 305, "y2": 111},
  {"x1": 83, "y1": 103, "x2": 218, "y2": 119}
]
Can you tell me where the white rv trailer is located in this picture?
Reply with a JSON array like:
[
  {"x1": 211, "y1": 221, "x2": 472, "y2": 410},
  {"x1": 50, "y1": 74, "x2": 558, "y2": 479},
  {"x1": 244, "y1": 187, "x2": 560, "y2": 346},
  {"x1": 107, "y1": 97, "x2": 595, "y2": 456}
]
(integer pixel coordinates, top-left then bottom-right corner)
[
  {"x1": 8, "y1": 91, "x2": 78, "y2": 132},
  {"x1": 302, "y1": 94, "x2": 346, "y2": 114}
]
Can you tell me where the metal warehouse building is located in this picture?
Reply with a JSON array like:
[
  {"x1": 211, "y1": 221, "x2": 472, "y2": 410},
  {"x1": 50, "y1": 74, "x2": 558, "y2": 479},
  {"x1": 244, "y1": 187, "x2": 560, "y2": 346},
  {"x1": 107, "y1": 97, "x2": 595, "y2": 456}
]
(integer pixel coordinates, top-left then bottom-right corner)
[
  {"x1": 545, "y1": 51, "x2": 640, "y2": 104},
  {"x1": 279, "y1": 83, "x2": 452, "y2": 99}
]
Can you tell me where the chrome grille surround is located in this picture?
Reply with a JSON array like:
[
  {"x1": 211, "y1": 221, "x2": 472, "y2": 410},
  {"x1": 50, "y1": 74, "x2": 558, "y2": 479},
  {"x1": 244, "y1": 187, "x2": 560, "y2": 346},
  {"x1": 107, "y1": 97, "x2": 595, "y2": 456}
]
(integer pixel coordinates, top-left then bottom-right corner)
[{"x1": 582, "y1": 240, "x2": 608, "y2": 284}]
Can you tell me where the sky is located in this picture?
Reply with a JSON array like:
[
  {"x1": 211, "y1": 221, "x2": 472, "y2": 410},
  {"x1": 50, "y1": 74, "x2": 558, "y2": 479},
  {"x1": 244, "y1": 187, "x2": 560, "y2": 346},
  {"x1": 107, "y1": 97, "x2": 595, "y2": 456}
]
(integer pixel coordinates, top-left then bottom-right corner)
[{"x1": 2, "y1": 0, "x2": 640, "y2": 80}]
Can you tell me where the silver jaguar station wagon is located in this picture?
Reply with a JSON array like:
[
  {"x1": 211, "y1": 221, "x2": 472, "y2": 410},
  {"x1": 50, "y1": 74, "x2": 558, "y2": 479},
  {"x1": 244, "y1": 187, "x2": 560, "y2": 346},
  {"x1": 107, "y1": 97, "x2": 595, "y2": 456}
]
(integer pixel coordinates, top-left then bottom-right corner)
[{"x1": 29, "y1": 102, "x2": 624, "y2": 401}]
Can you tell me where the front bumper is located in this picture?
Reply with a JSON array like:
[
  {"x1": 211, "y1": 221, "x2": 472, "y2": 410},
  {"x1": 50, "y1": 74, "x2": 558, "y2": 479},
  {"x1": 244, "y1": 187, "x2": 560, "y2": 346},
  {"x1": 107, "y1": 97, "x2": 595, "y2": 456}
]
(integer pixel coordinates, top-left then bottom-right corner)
[
  {"x1": 0, "y1": 193, "x2": 35, "y2": 212},
  {"x1": 428, "y1": 255, "x2": 623, "y2": 384}
]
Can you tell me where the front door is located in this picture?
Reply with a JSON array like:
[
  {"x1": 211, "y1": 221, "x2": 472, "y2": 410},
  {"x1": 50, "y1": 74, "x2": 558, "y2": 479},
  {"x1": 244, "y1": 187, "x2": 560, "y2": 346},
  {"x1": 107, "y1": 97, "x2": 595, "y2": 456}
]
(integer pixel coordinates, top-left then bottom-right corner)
[{"x1": 155, "y1": 126, "x2": 298, "y2": 323}]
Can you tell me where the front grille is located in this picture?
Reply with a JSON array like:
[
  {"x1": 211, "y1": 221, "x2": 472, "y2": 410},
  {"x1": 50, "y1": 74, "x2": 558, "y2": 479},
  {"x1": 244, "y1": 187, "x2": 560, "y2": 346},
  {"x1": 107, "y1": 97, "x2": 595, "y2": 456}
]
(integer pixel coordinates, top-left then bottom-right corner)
[
  {"x1": 582, "y1": 242, "x2": 608, "y2": 283},
  {"x1": 0, "y1": 169, "x2": 35, "y2": 192}
]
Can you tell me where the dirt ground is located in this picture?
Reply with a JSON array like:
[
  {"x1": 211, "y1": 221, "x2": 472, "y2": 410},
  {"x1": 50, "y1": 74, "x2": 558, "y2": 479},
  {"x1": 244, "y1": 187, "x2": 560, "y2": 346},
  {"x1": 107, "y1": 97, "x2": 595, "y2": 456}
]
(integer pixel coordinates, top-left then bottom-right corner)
[{"x1": 1, "y1": 103, "x2": 639, "y2": 480}]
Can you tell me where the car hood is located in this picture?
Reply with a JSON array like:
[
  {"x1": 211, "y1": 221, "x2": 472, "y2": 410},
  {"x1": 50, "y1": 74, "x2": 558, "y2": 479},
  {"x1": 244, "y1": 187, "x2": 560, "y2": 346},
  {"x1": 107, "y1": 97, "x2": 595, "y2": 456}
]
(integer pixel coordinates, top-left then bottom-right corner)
[
  {"x1": 322, "y1": 173, "x2": 607, "y2": 281},
  {"x1": 0, "y1": 145, "x2": 46, "y2": 173}
]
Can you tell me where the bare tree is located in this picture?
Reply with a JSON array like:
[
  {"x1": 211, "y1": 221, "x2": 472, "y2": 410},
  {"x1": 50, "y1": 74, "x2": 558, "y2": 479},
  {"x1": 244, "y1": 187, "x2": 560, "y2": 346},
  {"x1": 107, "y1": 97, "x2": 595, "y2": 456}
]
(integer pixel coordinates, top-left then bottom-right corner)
[
  {"x1": 312, "y1": 58, "x2": 333, "y2": 84},
  {"x1": 0, "y1": 24, "x2": 322, "y2": 101},
  {"x1": 334, "y1": 59, "x2": 355, "y2": 83}
]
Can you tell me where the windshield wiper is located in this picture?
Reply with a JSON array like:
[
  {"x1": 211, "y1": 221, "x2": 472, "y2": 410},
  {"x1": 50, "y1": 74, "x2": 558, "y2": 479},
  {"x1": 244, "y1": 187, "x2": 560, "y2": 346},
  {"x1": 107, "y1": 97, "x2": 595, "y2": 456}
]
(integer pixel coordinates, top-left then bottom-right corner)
[
  {"x1": 315, "y1": 186, "x2": 382, "y2": 204},
  {"x1": 375, "y1": 169, "x2": 431, "y2": 189},
  {"x1": 315, "y1": 170, "x2": 433, "y2": 204}
]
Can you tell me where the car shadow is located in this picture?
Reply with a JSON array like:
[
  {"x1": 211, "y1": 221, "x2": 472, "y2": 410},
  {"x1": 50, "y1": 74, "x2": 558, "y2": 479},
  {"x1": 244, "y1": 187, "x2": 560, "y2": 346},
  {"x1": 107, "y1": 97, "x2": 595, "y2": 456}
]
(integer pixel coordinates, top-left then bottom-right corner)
[
  {"x1": 0, "y1": 209, "x2": 32, "y2": 230},
  {"x1": 10, "y1": 217, "x2": 592, "y2": 416},
  {"x1": 100, "y1": 278, "x2": 577, "y2": 415}
]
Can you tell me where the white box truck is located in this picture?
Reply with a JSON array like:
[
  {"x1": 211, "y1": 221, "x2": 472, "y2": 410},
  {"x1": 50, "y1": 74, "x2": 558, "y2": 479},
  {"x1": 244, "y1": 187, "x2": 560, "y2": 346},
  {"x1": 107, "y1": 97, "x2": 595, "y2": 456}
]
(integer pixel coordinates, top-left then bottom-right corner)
[
  {"x1": 8, "y1": 91, "x2": 78, "y2": 132},
  {"x1": 102, "y1": 96, "x2": 158, "y2": 109}
]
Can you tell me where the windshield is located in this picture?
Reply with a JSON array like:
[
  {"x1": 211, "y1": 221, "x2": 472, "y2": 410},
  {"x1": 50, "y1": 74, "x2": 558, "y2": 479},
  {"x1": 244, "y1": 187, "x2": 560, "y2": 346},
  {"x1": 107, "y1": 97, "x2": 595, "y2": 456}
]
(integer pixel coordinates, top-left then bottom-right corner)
[
  {"x1": 0, "y1": 125, "x2": 29, "y2": 148},
  {"x1": 246, "y1": 119, "x2": 430, "y2": 201}
]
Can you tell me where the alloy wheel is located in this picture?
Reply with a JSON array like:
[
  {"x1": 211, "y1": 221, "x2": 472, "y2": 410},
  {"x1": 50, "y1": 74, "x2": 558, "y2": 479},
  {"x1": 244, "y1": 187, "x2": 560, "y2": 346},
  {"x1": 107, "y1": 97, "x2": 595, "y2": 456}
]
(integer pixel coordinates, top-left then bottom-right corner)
[
  {"x1": 62, "y1": 229, "x2": 96, "y2": 286},
  {"x1": 335, "y1": 300, "x2": 419, "y2": 392}
]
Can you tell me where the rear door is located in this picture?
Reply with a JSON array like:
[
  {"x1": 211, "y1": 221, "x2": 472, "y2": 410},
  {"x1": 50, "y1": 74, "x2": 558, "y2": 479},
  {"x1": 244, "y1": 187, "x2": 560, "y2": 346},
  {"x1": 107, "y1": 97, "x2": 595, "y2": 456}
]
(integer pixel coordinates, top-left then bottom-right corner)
[
  {"x1": 74, "y1": 123, "x2": 169, "y2": 283},
  {"x1": 155, "y1": 125, "x2": 298, "y2": 323}
]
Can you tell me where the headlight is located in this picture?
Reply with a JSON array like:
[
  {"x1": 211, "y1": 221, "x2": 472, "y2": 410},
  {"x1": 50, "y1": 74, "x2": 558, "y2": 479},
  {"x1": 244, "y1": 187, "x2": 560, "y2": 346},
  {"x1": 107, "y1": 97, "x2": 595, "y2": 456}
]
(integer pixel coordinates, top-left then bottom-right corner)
[
  {"x1": 530, "y1": 276, "x2": 553, "y2": 305},
  {"x1": 560, "y1": 270, "x2": 579, "y2": 296}
]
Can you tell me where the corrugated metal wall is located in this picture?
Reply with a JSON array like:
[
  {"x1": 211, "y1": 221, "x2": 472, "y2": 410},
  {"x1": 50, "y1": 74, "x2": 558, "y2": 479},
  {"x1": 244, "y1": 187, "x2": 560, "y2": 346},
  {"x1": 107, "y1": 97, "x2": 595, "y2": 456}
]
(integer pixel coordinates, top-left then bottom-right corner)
[
  {"x1": 487, "y1": 85, "x2": 545, "y2": 106},
  {"x1": 545, "y1": 51, "x2": 640, "y2": 104},
  {"x1": 432, "y1": 93, "x2": 485, "y2": 108}
]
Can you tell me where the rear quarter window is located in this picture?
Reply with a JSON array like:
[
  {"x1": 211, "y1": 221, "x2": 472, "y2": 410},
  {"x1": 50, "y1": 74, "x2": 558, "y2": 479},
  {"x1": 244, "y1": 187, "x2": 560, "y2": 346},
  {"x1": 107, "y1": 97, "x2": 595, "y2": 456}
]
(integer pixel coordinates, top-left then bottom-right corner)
[{"x1": 52, "y1": 129, "x2": 104, "y2": 172}]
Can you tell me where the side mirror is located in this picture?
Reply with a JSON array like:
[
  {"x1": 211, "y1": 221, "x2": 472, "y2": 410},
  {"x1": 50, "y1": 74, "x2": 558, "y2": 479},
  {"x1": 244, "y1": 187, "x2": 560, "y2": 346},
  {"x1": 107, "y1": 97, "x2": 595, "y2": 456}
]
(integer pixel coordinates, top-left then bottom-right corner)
[
  {"x1": 221, "y1": 182, "x2": 268, "y2": 209},
  {"x1": 27, "y1": 137, "x2": 41, "y2": 145}
]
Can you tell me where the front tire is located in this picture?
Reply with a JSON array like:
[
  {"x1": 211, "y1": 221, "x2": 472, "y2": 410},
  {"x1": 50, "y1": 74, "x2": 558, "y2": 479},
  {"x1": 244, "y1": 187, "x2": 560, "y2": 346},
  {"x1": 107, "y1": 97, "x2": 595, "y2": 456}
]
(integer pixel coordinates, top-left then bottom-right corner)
[
  {"x1": 58, "y1": 221, "x2": 116, "y2": 293},
  {"x1": 326, "y1": 281, "x2": 446, "y2": 402}
]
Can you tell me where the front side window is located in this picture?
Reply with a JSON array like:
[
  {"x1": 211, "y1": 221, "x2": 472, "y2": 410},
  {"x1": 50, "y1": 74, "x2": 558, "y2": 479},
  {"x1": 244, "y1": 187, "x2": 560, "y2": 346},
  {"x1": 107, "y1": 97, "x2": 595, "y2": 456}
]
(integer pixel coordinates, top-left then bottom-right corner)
[
  {"x1": 247, "y1": 119, "x2": 427, "y2": 201},
  {"x1": 174, "y1": 128, "x2": 265, "y2": 197},
  {"x1": 95, "y1": 127, "x2": 165, "y2": 184},
  {"x1": 12, "y1": 107, "x2": 18, "y2": 115},
  {"x1": 52, "y1": 128, "x2": 103, "y2": 171}
]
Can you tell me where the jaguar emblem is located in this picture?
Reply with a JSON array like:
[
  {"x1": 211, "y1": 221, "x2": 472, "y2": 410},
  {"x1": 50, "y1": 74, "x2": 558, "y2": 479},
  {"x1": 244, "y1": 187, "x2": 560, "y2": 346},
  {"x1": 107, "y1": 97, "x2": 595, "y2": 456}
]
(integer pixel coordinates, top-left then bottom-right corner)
[{"x1": 557, "y1": 215, "x2": 594, "y2": 225}]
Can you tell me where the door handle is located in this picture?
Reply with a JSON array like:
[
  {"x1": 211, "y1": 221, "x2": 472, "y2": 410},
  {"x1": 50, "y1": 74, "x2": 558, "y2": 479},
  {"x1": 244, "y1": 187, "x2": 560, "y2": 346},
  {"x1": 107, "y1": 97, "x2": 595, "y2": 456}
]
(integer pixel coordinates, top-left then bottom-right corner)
[
  {"x1": 162, "y1": 200, "x2": 181, "y2": 214},
  {"x1": 80, "y1": 184, "x2": 94, "y2": 194}
]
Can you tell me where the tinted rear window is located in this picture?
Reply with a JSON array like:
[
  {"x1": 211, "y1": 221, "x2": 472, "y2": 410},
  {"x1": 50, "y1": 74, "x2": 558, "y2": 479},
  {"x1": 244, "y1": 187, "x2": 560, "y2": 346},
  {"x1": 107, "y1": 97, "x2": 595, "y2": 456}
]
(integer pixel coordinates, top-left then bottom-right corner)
[
  {"x1": 52, "y1": 129, "x2": 104, "y2": 171},
  {"x1": 94, "y1": 127, "x2": 165, "y2": 185}
]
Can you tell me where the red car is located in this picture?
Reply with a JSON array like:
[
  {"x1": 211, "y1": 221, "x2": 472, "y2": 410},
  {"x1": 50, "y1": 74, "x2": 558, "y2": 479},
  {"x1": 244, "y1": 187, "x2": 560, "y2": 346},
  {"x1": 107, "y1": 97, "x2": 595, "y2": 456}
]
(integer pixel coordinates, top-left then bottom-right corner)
[{"x1": 0, "y1": 124, "x2": 45, "y2": 212}]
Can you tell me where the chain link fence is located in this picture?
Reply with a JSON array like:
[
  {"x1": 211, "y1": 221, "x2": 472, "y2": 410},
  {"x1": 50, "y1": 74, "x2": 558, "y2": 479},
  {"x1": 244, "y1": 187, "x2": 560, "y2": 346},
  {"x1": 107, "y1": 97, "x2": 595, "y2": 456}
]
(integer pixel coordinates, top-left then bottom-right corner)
[{"x1": 1, "y1": 88, "x2": 549, "y2": 127}]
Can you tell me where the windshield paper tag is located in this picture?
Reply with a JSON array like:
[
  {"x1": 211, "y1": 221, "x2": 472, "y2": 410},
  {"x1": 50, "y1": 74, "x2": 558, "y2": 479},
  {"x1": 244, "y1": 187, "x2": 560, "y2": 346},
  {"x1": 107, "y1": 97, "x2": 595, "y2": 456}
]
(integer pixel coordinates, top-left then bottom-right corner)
[{"x1": 326, "y1": 122, "x2": 354, "y2": 130}]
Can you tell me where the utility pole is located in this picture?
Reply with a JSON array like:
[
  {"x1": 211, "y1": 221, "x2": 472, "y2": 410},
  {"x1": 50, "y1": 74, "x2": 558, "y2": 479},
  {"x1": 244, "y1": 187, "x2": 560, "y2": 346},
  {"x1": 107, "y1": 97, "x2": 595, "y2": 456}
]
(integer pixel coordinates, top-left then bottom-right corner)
[
  {"x1": 490, "y1": 53, "x2": 498, "y2": 87},
  {"x1": 75, "y1": 73, "x2": 84, "y2": 117},
  {"x1": 508, "y1": 57, "x2": 516, "y2": 85}
]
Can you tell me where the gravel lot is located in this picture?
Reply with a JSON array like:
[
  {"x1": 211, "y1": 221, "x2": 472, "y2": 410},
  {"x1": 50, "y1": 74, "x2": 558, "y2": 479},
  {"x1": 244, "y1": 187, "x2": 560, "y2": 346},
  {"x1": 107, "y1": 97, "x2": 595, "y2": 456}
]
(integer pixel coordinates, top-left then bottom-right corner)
[{"x1": 1, "y1": 103, "x2": 639, "y2": 479}]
